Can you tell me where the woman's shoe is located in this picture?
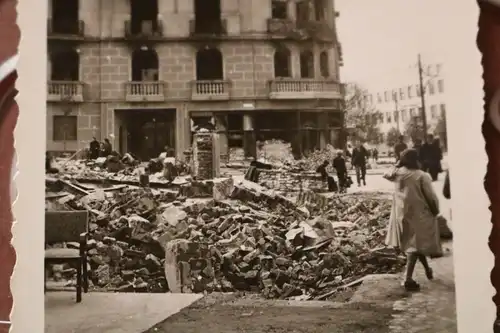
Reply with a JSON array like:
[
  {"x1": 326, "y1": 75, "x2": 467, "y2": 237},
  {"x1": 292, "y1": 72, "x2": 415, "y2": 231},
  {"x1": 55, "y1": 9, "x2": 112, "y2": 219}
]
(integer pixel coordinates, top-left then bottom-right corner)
[{"x1": 404, "y1": 279, "x2": 421, "y2": 292}]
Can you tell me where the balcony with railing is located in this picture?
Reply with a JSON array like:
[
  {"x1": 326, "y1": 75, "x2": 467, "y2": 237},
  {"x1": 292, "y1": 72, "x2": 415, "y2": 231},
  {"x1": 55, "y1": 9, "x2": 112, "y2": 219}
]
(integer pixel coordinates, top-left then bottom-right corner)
[
  {"x1": 268, "y1": 79, "x2": 343, "y2": 99},
  {"x1": 189, "y1": 19, "x2": 227, "y2": 37},
  {"x1": 47, "y1": 19, "x2": 85, "y2": 38},
  {"x1": 47, "y1": 81, "x2": 85, "y2": 102},
  {"x1": 191, "y1": 80, "x2": 230, "y2": 100},
  {"x1": 124, "y1": 20, "x2": 164, "y2": 39},
  {"x1": 125, "y1": 81, "x2": 167, "y2": 102}
]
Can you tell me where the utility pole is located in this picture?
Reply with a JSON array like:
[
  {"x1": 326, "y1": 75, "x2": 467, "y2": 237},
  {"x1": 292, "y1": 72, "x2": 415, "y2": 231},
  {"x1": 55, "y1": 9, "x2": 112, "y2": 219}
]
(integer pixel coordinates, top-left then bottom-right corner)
[
  {"x1": 393, "y1": 92, "x2": 400, "y2": 133},
  {"x1": 417, "y1": 54, "x2": 428, "y2": 138}
]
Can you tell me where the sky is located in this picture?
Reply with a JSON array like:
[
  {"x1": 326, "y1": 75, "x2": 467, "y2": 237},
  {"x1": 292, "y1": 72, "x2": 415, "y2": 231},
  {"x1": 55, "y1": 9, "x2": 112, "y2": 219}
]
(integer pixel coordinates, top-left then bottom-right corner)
[{"x1": 335, "y1": 0, "x2": 456, "y2": 90}]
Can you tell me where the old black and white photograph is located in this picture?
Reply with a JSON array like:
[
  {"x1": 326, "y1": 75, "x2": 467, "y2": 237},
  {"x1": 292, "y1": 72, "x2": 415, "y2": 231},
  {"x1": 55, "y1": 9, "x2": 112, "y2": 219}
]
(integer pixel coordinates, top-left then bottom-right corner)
[{"x1": 44, "y1": 0, "x2": 457, "y2": 332}]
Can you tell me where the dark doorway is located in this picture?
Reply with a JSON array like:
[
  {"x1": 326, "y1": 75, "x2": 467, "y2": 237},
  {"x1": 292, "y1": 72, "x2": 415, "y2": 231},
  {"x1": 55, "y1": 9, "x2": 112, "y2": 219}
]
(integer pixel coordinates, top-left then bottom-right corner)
[
  {"x1": 52, "y1": 0, "x2": 79, "y2": 34},
  {"x1": 274, "y1": 47, "x2": 291, "y2": 78},
  {"x1": 50, "y1": 50, "x2": 79, "y2": 81},
  {"x1": 118, "y1": 109, "x2": 176, "y2": 160},
  {"x1": 130, "y1": 0, "x2": 159, "y2": 35},
  {"x1": 131, "y1": 49, "x2": 159, "y2": 81},
  {"x1": 194, "y1": 0, "x2": 222, "y2": 34},
  {"x1": 195, "y1": 48, "x2": 223, "y2": 80}
]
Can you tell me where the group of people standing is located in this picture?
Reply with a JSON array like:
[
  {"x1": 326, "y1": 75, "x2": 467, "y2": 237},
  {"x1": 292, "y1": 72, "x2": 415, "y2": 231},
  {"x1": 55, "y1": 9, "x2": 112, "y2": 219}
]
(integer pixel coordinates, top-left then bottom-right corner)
[
  {"x1": 88, "y1": 137, "x2": 113, "y2": 160},
  {"x1": 394, "y1": 134, "x2": 443, "y2": 181}
]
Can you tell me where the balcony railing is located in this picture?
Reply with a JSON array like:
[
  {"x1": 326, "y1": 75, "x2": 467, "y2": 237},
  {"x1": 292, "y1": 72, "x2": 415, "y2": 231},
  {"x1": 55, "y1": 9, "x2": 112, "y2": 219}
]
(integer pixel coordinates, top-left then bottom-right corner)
[
  {"x1": 189, "y1": 19, "x2": 227, "y2": 36},
  {"x1": 191, "y1": 80, "x2": 230, "y2": 100},
  {"x1": 268, "y1": 79, "x2": 343, "y2": 99},
  {"x1": 125, "y1": 81, "x2": 166, "y2": 102},
  {"x1": 47, "y1": 19, "x2": 85, "y2": 37},
  {"x1": 267, "y1": 18, "x2": 296, "y2": 35},
  {"x1": 124, "y1": 20, "x2": 164, "y2": 39},
  {"x1": 47, "y1": 81, "x2": 85, "y2": 102}
]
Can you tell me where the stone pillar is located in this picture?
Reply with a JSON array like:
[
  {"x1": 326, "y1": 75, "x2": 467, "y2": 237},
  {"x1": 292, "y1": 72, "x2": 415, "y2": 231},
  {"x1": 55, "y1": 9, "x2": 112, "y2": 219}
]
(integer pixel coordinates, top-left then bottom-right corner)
[
  {"x1": 318, "y1": 112, "x2": 327, "y2": 149},
  {"x1": 242, "y1": 114, "x2": 256, "y2": 159},
  {"x1": 287, "y1": 1, "x2": 297, "y2": 20},
  {"x1": 214, "y1": 115, "x2": 229, "y2": 163},
  {"x1": 192, "y1": 132, "x2": 214, "y2": 179}
]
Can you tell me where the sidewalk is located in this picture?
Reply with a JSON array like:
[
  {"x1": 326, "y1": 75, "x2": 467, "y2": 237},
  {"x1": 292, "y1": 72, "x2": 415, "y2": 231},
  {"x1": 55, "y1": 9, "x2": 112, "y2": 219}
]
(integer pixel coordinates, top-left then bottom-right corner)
[{"x1": 388, "y1": 242, "x2": 456, "y2": 333}]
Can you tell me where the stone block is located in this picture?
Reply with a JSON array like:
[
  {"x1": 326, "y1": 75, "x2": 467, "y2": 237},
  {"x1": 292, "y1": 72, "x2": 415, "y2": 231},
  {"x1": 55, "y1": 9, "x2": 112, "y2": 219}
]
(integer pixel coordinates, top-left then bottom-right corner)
[{"x1": 163, "y1": 239, "x2": 212, "y2": 293}]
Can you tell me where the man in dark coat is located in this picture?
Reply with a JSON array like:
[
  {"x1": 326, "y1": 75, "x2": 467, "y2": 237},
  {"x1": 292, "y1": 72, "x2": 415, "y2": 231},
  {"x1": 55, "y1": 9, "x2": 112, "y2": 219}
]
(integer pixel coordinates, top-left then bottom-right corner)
[
  {"x1": 420, "y1": 134, "x2": 442, "y2": 181},
  {"x1": 333, "y1": 151, "x2": 349, "y2": 192},
  {"x1": 394, "y1": 135, "x2": 408, "y2": 162},
  {"x1": 89, "y1": 137, "x2": 100, "y2": 160},
  {"x1": 351, "y1": 142, "x2": 369, "y2": 186}
]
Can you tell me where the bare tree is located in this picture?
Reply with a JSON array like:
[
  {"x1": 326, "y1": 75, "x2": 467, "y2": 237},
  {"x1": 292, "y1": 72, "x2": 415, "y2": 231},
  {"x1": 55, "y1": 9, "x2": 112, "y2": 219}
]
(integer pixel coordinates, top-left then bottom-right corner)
[{"x1": 343, "y1": 83, "x2": 383, "y2": 145}]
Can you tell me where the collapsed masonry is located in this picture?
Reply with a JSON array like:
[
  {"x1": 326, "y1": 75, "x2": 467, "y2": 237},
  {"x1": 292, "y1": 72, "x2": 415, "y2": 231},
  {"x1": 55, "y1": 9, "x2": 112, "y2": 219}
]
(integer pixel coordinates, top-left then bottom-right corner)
[
  {"x1": 46, "y1": 170, "x2": 404, "y2": 300},
  {"x1": 45, "y1": 134, "x2": 396, "y2": 300}
]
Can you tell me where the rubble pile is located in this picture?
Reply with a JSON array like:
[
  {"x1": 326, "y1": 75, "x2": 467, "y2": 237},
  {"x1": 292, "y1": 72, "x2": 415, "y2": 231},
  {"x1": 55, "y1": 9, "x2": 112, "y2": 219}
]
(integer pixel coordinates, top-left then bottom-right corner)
[
  {"x1": 45, "y1": 179, "x2": 405, "y2": 300},
  {"x1": 258, "y1": 170, "x2": 326, "y2": 194}
]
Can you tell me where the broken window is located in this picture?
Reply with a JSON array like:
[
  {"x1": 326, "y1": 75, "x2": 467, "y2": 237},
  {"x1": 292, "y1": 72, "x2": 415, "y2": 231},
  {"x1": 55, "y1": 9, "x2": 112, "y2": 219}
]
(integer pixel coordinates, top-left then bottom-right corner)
[
  {"x1": 196, "y1": 47, "x2": 223, "y2": 80},
  {"x1": 271, "y1": 1, "x2": 288, "y2": 19},
  {"x1": 299, "y1": 50, "x2": 314, "y2": 78},
  {"x1": 313, "y1": 0, "x2": 325, "y2": 21},
  {"x1": 194, "y1": 0, "x2": 223, "y2": 34},
  {"x1": 50, "y1": 49, "x2": 80, "y2": 81},
  {"x1": 51, "y1": 0, "x2": 80, "y2": 34},
  {"x1": 319, "y1": 51, "x2": 329, "y2": 77},
  {"x1": 53, "y1": 115, "x2": 78, "y2": 141},
  {"x1": 273, "y1": 47, "x2": 291, "y2": 78},
  {"x1": 296, "y1": 1, "x2": 310, "y2": 26},
  {"x1": 131, "y1": 48, "x2": 159, "y2": 81},
  {"x1": 130, "y1": 0, "x2": 160, "y2": 35}
]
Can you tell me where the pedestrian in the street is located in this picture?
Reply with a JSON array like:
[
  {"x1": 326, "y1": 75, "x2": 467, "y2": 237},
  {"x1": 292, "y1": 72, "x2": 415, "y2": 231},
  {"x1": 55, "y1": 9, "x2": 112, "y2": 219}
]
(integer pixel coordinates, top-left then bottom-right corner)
[
  {"x1": 372, "y1": 148, "x2": 379, "y2": 163},
  {"x1": 443, "y1": 170, "x2": 450, "y2": 199},
  {"x1": 89, "y1": 137, "x2": 100, "y2": 160},
  {"x1": 394, "y1": 135, "x2": 408, "y2": 162},
  {"x1": 333, "y1": 151, "x2": 348, "y2": 192},
  {"x1": 351, "y1": 141, "x2": 368, "y2": 186},
  {"x1": 420, "y1": 134, "x2": 442, "y2": 181},
  {"x1": 383, "y1": 148, "x2": 443, "y2": 292},
  {"x1": 316, "y1": 160, "x2": 338, "y2": 192}
]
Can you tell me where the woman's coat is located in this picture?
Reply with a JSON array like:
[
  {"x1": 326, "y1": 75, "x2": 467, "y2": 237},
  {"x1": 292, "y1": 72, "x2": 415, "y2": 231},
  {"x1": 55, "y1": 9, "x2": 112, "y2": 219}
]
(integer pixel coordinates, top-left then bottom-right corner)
[{"x1": 384, "y1": 167, "x2": 442, "y2": 256}]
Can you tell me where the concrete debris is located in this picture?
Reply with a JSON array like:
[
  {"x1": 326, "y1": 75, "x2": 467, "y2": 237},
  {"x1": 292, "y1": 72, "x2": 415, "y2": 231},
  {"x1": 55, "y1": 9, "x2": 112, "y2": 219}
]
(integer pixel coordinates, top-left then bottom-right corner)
[{"x1": 46, "y1": 168, "x2": 405, "y2": 299}]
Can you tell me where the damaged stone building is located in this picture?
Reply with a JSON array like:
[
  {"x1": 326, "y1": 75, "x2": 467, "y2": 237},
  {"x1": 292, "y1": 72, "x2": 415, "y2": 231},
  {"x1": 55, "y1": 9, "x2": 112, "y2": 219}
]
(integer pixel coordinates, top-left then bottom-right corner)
[{"x1": 46, "y1": 0, "x2": 345, "y2": 161}]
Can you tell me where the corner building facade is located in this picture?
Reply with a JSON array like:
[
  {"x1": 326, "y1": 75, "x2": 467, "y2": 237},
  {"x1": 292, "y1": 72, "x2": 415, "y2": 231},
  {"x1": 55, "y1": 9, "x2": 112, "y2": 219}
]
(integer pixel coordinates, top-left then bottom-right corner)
[{"x1": 47, "y1": 0, "x2": 345, "y2": 161}]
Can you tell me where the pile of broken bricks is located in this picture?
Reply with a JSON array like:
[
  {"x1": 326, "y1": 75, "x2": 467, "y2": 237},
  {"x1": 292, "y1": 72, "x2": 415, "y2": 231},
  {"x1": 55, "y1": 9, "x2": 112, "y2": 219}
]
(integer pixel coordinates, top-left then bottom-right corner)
[{"x1": 45, "y1": 174, "x2": 405, "y2": 300}]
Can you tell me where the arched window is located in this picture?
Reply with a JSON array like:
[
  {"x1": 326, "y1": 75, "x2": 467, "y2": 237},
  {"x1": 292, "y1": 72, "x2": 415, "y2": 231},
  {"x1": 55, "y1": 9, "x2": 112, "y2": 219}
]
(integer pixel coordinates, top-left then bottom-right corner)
[
  {"x1": 50, "y1": 49, "x2": 80, "y2": 81},
  {"x1": 195, "y1": 47, "x2": 223, "y2": 80},
  {"x1": 131, "y1": 48, "x2": 159, "y2": 81},
  {"x1": 319, "y1": 51, "x2": 329, "y2": 78},
  {"x1": 273, "y1": 47, "x2": 291, "y2": 78},
  {"x1": 299, "y1": 50, "x2": 314, "y2": 78}
]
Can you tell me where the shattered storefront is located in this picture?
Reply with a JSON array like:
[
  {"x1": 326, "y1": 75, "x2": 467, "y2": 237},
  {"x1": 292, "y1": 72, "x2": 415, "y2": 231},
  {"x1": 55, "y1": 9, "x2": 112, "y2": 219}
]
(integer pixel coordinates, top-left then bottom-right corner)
[{"x1": 191, "y1": 109, "x2": 345, "y2": 162}]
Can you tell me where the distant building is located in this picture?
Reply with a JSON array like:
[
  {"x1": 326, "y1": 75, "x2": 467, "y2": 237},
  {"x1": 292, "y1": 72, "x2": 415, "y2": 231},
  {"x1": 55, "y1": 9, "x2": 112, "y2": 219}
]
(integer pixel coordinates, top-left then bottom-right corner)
[{"x1": 364, "y1": 63, "x2": 447, "y2": 141}]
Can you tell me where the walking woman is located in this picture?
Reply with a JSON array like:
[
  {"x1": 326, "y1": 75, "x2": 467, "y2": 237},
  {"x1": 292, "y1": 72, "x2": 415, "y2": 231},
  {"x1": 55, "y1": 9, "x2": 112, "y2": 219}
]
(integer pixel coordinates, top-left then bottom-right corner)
[{"x1": 383, "y1": 148, "x2": 442, "y2": 291}]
